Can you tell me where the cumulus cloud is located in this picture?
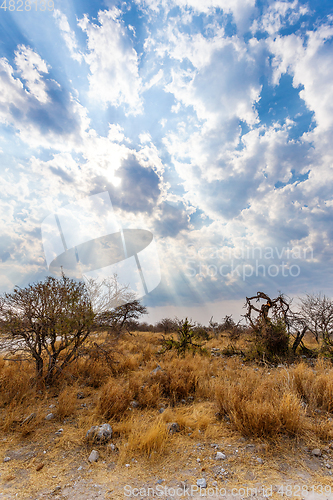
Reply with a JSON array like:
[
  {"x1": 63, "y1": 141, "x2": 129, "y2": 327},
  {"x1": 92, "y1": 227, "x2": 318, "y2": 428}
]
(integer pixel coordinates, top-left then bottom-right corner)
[
  {"x1": 78, "y1": 8, "x2": 143, "y2": 114},
  {"x1": 0, "y1": 50, "x2": 90, "y2": 150},
  {"x1": 251, "y1": 0, "x2": 308, "y2": 36},
  {"x1": 53, "y1": 10, "x2": 83, "y2": 62},
  {"x1": 14, "y1": 45, "x2": 50, "y2": 104},
  {"x1": 135, "y1": 0, "x2": 257, "y2": 33},
  {"x1": 269, "y1": 24, "x2": 333, "y2": 133},
  {"x1": 2, "y1": 0, "x2": 333, "y2": 311}
]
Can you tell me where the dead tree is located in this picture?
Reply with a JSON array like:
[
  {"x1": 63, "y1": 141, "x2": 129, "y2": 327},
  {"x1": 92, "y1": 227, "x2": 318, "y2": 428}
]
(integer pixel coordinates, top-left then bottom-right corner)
[
  {"x1": 244, "y1": 292, "x2": 291, "y2": 357},
  {"x1": 245, "y1": 291, "x2": 290, "y2": 327}
]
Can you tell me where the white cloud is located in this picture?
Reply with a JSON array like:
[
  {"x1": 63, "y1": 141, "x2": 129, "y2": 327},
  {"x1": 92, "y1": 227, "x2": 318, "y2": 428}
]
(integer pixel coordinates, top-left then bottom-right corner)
[
  {"x1": 53, "y1": 9, "x2": 83, "y2": 63},
  {"x1": 0, "y1": 57, "x2": 26, "y2": 119},
  {"x1": 135, "y1": 0, "x2": 256, "y2": 33},
  {"x1": 14, "y1": 45, "x2": 49, "y2": 104},
  {"x1": 269, "y1": 24, "x2": 333, "y2": 133},
  {"x1": 0, "y1": 52, "x2": 90, "y2": 151},
  {"x1": 78, "y1": 8, "x2": 143, "y2": 114},
  {"x1": 251, "y1": 0, "x2": 308, "y2": 36},
  {"x1": 149, "y1": 22, "x2": 263, "y2": 130}
]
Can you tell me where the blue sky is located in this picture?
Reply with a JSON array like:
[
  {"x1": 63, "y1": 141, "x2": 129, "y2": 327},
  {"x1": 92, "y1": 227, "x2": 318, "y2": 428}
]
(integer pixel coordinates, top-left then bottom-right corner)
[{"x1": 1, "y1": 0, "x2": 333, "y2": 323}]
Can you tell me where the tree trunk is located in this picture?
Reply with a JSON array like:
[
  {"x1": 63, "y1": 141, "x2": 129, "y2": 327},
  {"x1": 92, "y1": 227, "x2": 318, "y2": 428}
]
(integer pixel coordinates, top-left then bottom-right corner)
[
  {"x1": 292, "y1": 326, "x2": 307, "y2": 354},
  {"x1": 35, "y1": 356, "x2": 44, "y2": 380}
]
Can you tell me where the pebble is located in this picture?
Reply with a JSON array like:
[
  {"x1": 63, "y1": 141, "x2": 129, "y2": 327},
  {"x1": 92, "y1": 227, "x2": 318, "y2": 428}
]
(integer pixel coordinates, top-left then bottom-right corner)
[
  {"x1": 45, "y1": 413, "x2": 55, "y2": 420},
  {"x1": 215, "y1": 452, "x2": 226, "y2": 460},
  {"x1": 312, "y1": 448, "x2": 322, "y2": 457},
  {"x1": 88, "y1": 450, "x2": 99, "y2": 463},
  {"x1": 197, "y1": 478, "x2": 207, "y2": 488},
  {"x1": 167, "y1": 422, "x2": 180, "y2": 434},
  {"x1": 3, "y1": 457, "x2": 10, "y2": 462},
  {"x1": 257, "y1": 458, "x2": 263, "y2": 464},
  {"x1": 86, "y1": 424, "x2": 113, "y2": 444}
]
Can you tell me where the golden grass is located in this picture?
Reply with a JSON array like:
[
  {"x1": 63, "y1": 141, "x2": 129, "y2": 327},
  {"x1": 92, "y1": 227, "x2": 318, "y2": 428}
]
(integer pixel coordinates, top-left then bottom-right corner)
[
  {"x1": 96, "y1": 378, "x2": 133, "y2": 420},
  {"x1": 1, "y1": 329, "x2": 333, "y2": 452},
  {"x1": 56, "y1": 385, "x2": 79, "y2": 419},
  {"x1": 0, "y1": 360, "x2": 36, "y2": 407},
  {"x1": 119, "y1": 416, "x2": 170, "y2": 462},
  {"x1": 291, "y1": 360, "x2": 333, "y2": 412}
]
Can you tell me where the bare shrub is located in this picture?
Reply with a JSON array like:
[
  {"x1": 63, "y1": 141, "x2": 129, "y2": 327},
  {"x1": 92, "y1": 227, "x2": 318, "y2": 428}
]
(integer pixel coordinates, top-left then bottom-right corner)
[
  {"x1": 0, "y1": 273, "x2": 94, "y2": 384},
  {"x1": 245, "y1": 292, "x2": 291, "y2": 359}
]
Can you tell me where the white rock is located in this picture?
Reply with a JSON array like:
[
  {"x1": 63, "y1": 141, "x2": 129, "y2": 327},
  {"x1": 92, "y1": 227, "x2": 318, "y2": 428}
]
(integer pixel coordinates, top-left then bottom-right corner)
[
  {"x1": 45, "y1": 413, "x2": 55, "y2": 420},
  {"x1": 86, "y1": 423, "x2": 112, "y2": 443},
  {"x1": 88, "y1": 450, "x2": 99, "y2": 463},
  {"x1": 312, "y1": 448, "x2": 322, "y2": 457},
  {"x1": 197, "y1": 478, "x2": 207, "y2": 488},
  {"x1": 215, "y1": 452, "x2": 226, "y2": 460},
  {"x1": 3, "y1": 457, "x2": 10, "y2": 462},
  {"x1": 257, "y1": 457, "x2": 263, "y2": 464}
]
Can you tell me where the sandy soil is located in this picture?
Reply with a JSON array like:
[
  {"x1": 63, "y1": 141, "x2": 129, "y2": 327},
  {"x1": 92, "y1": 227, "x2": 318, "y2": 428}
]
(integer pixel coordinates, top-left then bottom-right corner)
[{"x1": 1, "y1": 430, "x2": 333, "y2": 500}]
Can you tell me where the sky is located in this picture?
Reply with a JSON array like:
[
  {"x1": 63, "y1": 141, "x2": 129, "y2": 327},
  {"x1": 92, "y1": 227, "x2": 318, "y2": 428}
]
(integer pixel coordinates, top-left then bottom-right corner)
[{"x1": 0, "y1": 0, "x2": 333, "y2": 325}]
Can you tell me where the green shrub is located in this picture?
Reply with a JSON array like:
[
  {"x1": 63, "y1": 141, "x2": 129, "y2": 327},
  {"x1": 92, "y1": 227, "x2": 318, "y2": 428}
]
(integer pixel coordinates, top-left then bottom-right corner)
[{"x1": 160, "y1": 318, "x2": 207, "y2": 357}]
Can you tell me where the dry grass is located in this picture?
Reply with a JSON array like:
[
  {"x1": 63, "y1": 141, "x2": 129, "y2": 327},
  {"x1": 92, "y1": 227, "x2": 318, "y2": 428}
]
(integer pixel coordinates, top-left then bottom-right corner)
[
  {"x1": 292, "y1": 360, "x2": 333, "y2": 412},
  {"x1": 56, "y1": 385, "x2": 79, "y2": 419},
  {"x1": 1, "y1": 329, "x2": 333, "y2": 463},
  {"x1": 118, "y1": 416, "x2": 170, "y2": 462},
  {"x1": 96, "y1": 378, "x2": 133, "y2": 420},
  {"x1": 0, "y1": 360, "x2": 36, "y2": 407},
  {"x1": 215, "y1": 359, "x2": 333, "y2": 441}
]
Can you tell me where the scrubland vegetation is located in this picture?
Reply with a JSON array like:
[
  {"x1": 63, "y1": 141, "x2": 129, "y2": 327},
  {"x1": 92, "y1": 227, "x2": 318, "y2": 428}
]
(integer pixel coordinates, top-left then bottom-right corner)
[
  {"x1": 0, "y1": 276, "x2": 333, "y2": 489},
  {"x1": 1, "y1": 328, "x2": 333, "y2": 462}
]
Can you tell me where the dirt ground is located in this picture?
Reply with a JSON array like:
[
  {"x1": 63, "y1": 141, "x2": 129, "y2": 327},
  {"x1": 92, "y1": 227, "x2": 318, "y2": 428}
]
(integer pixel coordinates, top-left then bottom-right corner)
[{"x1": 1, "y1": 424, "x2": 333, "y2": 500}]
